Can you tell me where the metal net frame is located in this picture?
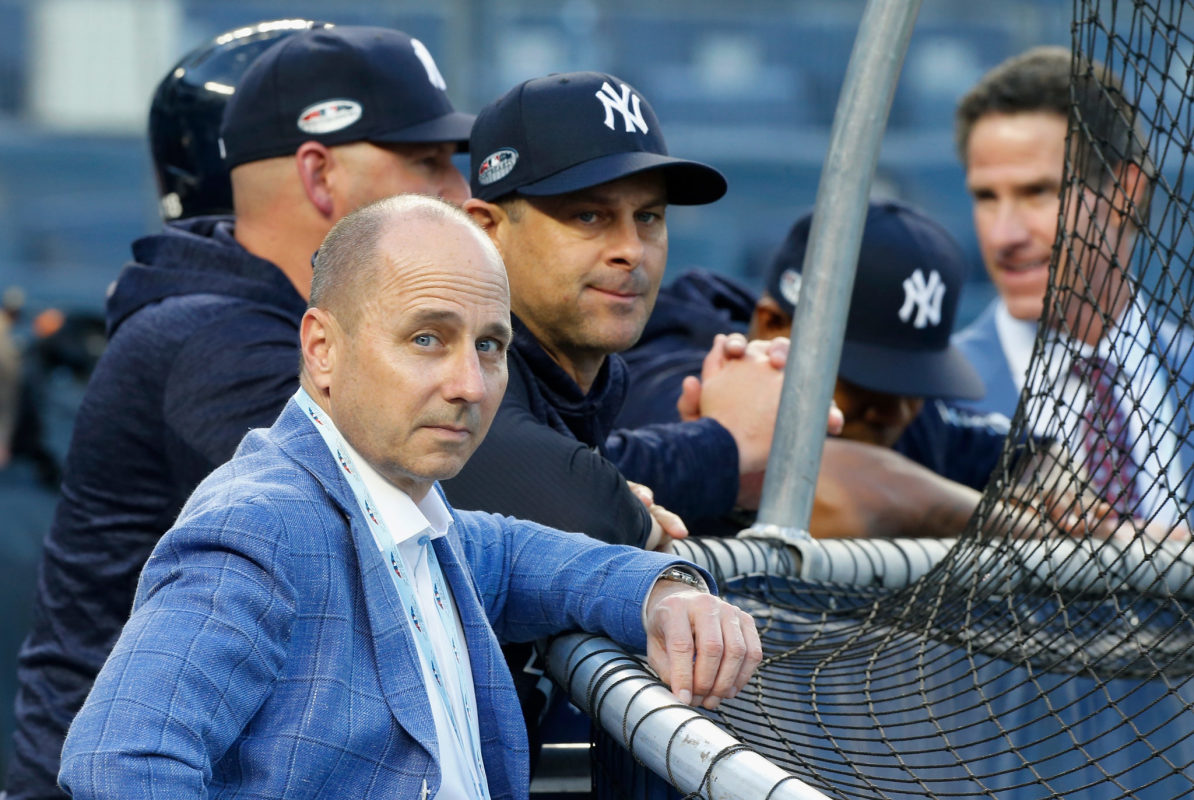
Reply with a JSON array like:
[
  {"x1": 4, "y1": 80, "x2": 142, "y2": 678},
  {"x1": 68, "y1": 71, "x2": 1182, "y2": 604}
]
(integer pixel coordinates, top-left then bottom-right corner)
[{"x1": 581, "y1": 1, "x2": 1194, "y2": 797}]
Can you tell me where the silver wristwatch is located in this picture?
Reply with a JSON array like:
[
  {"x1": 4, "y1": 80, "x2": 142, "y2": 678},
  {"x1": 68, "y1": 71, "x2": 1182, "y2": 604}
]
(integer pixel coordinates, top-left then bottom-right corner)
[{"x1": 660, "y1": 566, "x2": 703, "y2": 589}]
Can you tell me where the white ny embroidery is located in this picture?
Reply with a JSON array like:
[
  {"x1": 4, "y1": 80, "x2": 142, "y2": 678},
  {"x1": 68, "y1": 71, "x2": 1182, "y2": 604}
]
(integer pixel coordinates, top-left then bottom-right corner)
[
  {"x1": 595, "y1": 81, "x2": 649, "y2": 133},
  {"x1": 898, "y1": 268, "x2": 946, "y2": 329},
  {"x1": 411, "y1": 38, "x2": 447, "y2": 91}
]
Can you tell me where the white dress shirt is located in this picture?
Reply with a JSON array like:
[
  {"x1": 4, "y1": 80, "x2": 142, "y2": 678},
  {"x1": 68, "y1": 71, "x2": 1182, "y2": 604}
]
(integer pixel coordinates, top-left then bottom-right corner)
[
  {"x1": 996, "y1": 299, "x2": 1184, "y2": 526},
  {"x1": 317, "y1": 417, "x2": 484, "y2": 800}
]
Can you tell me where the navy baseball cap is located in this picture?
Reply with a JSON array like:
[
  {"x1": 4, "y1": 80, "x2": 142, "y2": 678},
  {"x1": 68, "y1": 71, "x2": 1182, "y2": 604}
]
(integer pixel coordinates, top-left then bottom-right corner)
[
  {"x1": 219, "y1": 26, "x2": 474, "y2": 169},
  {"x1": 469, "y1": 71, "x2": 727, "y2": 205},
  {"x1": 766, "y1": 200, "x2": 985, "y2": 400}
]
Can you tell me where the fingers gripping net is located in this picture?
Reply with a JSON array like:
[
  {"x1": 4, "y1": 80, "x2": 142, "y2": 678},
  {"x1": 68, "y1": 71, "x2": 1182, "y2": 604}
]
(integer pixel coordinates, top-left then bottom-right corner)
[{"x1": 592, "y1": 5, "x2": 1194, "y2": 798}]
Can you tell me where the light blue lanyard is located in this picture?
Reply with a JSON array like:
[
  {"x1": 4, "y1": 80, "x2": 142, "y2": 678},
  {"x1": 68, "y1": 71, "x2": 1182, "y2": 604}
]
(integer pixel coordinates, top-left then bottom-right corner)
[{"x1": 295, "y1": 390, "x2": 490, "y2": 799}]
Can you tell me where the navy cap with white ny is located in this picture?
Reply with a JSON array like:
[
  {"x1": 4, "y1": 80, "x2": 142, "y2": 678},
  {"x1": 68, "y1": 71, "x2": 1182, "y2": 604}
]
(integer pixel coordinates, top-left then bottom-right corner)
[{"x1": 469, "y1": 71, "x2": 726, "y2": 206}]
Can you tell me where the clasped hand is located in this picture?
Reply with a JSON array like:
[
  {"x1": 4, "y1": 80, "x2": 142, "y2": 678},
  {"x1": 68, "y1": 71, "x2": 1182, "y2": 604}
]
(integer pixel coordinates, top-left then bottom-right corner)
[{"x1": 676, "y1": 332, "x2": 843, "y2": 508}]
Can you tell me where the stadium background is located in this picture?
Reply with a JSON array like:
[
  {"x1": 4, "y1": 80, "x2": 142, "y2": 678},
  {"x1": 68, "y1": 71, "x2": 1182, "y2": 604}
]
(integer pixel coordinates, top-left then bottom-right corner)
[{"x1": 0, "y1": 0, "x2": 1072, "y2": 786}]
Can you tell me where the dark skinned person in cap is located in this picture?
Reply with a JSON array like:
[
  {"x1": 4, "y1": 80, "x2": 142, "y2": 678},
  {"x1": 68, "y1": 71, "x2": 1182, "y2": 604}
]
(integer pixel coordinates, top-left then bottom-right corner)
[
  {"x1": 748, "y1": 200, "x2": 1009, "y2": 487},
  {"x1": 9, "y1": 25, "x2": 474, "y2": 799},
  {"x1": 620, "y1": 200, "x2": 1015, "y2": 538}
]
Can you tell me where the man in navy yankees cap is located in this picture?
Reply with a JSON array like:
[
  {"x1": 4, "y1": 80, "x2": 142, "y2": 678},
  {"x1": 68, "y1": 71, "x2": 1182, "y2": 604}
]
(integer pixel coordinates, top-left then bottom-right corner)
[
  {"x1": 219, "y1": 25, "x2": 475, "y2": 171},
  {"x1": 468, "y1": 72, "x2": 726, "y2": 204},
  {"x1": 441, "y1": 72, "x2": 805, "y2": 758},
  {"x1": 749, "y1": 200, "x2": 1007, "y2": 491},
  {"x1": 615, "y1": 199, "x2": 1013, "y2": 541},
  {"x1": 754, "y1": 200, "x2": 986, "y2": 448},
  {"x1": 447, "y1": 70, "x2": 796, "y2": 555}
]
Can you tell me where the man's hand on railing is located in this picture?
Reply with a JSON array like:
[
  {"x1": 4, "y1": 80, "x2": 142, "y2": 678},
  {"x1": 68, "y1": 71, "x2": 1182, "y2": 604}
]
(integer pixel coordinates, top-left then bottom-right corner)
[{"x1": 643, "y1": 580, "x2": 763, "y2": 711}]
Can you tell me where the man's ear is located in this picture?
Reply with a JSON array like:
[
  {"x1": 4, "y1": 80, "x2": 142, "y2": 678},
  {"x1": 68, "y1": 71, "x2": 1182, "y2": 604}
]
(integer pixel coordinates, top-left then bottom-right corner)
[
  {"x1": 748, "y1": 295, "x2": 793, "y2": 341},
  {"x1": 295, "y1": 141, "x2": 336, "y2": 220},
  {"x1": 300, "y1": 307, "x2": 338, "y2": 392},
  {"x1": 464, "y1": 198, "x2": 505, "y2": 242},
  {"x1": 1114, "y1": 161, "x2": 1151, "y2": 228}
]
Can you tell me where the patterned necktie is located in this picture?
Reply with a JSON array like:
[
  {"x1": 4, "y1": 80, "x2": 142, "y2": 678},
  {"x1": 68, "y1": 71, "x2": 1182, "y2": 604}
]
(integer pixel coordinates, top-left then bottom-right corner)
[{"x1": 1071, "y1": 353, "x2": 1140, "y2": 514}]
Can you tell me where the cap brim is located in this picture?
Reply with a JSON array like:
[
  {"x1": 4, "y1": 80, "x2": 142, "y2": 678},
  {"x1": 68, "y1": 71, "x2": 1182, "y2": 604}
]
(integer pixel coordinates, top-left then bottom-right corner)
[
  {"x1": 838, "y1": 340, "x2": 986, "y2": 401},
  {"x1": 370, "y1": 110, "x2": 476, "y2": 151},
  {"x1": 515, "y1": 151, "x2": 727, "y2": 205}
]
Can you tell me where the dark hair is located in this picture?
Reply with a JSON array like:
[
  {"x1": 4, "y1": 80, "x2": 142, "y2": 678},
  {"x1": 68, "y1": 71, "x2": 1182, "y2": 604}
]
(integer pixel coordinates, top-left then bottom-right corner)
[
  {"x1": 955, "y1": 46, "x2": 1073, "y2": 162},
  {"x1": 957, "y1": 45, "x2": 1152, "y2": 223}
]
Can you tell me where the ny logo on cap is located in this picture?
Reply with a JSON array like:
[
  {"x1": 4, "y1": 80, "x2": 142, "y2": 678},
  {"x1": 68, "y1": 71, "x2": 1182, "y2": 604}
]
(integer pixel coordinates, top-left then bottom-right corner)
[
  {"x1": 779, "y1": 269, "x2": 802, "y2": 308},
  {"x1": 596, "y1": 81, "x2": 649, "y2": 134},
  {"x1": 898, "y1": 269, "x2": 945, "y2": 329},
  {"x1": 411, "y1": 38, "x2": 447, "y2": 91}
]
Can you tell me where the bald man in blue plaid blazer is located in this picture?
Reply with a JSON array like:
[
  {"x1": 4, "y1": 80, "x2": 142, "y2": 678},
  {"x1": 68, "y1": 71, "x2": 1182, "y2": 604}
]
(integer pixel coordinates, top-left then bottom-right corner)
[
  {"x1": 58, "y1": 196, "x2": 761, "y2": 799},
  {"x1": 58, "y1": 396, "x2": 704, "y2": 799}
]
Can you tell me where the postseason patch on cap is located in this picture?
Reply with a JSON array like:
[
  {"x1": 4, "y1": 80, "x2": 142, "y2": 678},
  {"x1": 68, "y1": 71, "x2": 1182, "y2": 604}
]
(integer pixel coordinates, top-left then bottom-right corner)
[
  {"x1": 297, "y1": 99, "x2": 362, "y2": 135},
  {"x1": 780, "y1": 269, "x2": 802, "y2": 308},
  {"x1": 478, "y1": 148, "x2": 518, "y2": 186}
]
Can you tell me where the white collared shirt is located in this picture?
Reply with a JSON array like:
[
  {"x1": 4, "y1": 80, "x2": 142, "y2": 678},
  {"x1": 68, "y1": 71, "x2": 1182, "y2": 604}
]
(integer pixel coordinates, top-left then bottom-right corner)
[
  {"x1": 996, "y1": 299, "x2": 1184, "y2": 526},
  {"x1": 316, "y1": 416, "x2": 482, "y2": 800}
]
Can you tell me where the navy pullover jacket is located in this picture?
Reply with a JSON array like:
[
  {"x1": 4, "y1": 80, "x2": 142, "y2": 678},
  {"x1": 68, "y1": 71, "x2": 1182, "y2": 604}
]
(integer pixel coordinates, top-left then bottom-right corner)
[{"x1": 8, "y1": 217, "x2": 306, "y2": 800}]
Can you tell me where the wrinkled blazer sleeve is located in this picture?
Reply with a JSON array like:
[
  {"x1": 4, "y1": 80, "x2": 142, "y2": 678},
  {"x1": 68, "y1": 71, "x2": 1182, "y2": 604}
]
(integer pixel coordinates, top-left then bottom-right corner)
[
  {"x1": 59, "y1": 493, "x2": 297, "y2": 799},
  {"x1": 449, "y1": 503, "x2": 715, "y2": 652}
]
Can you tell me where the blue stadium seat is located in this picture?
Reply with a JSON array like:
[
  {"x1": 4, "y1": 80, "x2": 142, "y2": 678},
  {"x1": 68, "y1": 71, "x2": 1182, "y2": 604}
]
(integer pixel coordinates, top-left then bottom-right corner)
[
  {"x1": 608, "y1": 16, "x2": 829, "y2": 127},
  {"x1": 0, "y1": 0, "x2": 26, "y2": 114},
  {"x1": 892, "y1": 21, "x2": 1017, "y2": 131},
  {"x1": 0, "y1": 132, "x2": 155, "y2": 311}
]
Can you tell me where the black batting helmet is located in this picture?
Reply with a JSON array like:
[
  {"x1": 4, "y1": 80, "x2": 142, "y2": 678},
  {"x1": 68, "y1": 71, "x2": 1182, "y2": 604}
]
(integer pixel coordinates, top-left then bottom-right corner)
[{"x1": 148, "y1": 19, "x2": 333, "y2": 220}]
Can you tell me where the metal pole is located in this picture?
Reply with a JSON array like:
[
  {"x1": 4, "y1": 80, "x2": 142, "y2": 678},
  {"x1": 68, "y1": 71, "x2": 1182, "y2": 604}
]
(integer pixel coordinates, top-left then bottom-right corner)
[{"x1": 749, "y1": 0, "x2": 923, "y2": 541}]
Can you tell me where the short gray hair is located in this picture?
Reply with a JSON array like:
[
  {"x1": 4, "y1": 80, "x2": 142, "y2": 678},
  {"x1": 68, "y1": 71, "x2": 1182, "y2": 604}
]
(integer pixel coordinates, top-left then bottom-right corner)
[{"x1": 310, "y1": 194, "x2": 502, "y2": 330}]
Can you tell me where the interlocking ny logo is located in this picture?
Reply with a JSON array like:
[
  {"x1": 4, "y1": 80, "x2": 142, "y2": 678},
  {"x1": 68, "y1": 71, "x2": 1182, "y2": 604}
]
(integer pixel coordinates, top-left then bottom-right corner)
[
  {"x1": 898, "y1": 268, "x2": 946, "y2": 329},
  {"x1": 595, "y1": 81, "x2": 649, "y2": 134},
  {"x1": 411, "y1": 38, "x2": 446, "y2": 91}
]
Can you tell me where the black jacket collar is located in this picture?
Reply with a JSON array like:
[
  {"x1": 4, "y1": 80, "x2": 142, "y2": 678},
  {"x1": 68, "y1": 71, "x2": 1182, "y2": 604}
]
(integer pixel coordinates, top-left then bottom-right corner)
[{"x1": 509, "y1": 314, "x2": 627, "y2": 448}]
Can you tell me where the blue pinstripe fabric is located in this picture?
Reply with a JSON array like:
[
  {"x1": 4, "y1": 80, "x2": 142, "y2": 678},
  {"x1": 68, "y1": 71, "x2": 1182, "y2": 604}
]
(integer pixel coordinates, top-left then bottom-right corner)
[{"x1": 951, "y1": 298, "x2": 1194, "y2": 514}]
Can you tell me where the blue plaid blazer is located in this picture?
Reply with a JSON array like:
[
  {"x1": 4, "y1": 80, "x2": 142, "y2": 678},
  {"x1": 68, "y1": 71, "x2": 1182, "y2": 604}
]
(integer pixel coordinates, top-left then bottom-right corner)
[{"x1": 60, "y1": 398, "x2": 689, "y2": 799}]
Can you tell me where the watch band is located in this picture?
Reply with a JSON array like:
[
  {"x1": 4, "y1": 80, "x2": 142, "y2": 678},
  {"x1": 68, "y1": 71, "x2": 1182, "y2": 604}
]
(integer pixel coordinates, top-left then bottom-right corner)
[{"x1": 660, "y1": 566, "x2": 702, "y2": 588}]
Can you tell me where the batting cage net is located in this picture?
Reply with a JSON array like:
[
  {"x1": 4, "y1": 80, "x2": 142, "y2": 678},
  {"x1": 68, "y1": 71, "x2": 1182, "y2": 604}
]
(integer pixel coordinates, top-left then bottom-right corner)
[{"x1": 584, "y1": 1, "x2": 1194, "y2": 797}]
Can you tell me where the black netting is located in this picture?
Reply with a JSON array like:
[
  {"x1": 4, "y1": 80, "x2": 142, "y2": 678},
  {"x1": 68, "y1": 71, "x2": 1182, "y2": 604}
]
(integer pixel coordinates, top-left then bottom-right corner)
[{"x1": 591, "y1": 2, "x2": 1194, "y2": 797}]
